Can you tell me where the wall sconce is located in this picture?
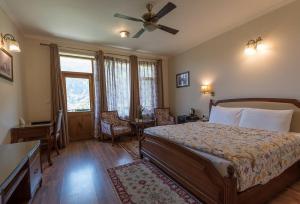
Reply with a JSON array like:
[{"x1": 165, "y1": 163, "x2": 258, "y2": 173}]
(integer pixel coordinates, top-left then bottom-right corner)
[
  {"x1": 1, "y1": 33, "x2": 21, "y2": 53},
  {"x1": 244, "y1": 36, "x2": 265, "y2": 56},
  {"x1": 120, "y1": 31, "x2": 130, "y2": 38},
  {"x1": 200, "y1": 85, "x2": 215, "y2": 96}
]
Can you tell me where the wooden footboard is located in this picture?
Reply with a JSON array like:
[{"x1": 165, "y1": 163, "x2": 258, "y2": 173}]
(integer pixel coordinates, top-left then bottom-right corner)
[
  {"x1": 140, "y1": 133, "x2": 237, "y2": 204},
  {"x1": 141, "y1": 133, "x2": 300, "y2": 204}
]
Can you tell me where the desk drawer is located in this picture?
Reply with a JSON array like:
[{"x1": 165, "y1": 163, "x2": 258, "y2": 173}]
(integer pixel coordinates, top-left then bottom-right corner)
[{"x1": 29, "y1": 151, "x2": 42, "y2": 197}]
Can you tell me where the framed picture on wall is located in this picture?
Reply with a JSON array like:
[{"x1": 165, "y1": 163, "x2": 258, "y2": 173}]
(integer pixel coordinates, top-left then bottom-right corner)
[
  {"x1": 176, "y1": 71, "x2": 190, "y2": 88},
  {"x1": 0, "y1": 48, "x2": 13, "y2": 82}
]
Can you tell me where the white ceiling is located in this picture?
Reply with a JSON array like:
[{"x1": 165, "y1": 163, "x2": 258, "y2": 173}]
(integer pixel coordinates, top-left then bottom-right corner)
[{"x1": 1, "y1": 0, "x2": 294, "y2": 56}]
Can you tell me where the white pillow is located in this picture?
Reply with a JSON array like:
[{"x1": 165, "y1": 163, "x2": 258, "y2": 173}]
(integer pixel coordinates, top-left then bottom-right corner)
[
  {"x1": 239, "y1": 108, "x2": 293, "y2": 133},
  {"x1": 209, "y1": 106, "x2": 243, "y2": 126}
]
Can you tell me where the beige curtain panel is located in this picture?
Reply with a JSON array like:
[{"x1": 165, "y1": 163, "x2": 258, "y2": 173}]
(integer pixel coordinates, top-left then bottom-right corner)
[
  {"x1": 94, "y1": 50, "x2": 107, "y2": 139},
  {"x1": 129, "y1": 55, "x2": 140, "y2": 120},
  {"x1": 104, "y1": 56, "x2": 131, "y2": 118},
  {"x1": 157, "y1": 59, "x2": 164, "y2": 108},
  {"x1": 50, "y1": 44, "x2": 69, "y2": 147}
]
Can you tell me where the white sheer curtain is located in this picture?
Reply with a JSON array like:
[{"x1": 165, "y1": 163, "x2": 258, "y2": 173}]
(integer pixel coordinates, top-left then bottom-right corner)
[
  {"x1": 138, "y1": 60, "x2": 158, "y2": 117},
  {"x1": 104, "y1": 56, "x2": 131, "y2": 118}
]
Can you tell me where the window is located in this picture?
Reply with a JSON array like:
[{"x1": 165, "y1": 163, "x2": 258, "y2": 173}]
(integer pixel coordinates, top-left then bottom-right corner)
[
  {"x1": 138, "y1": 60, "x2": 158, "y2": 116},
  {"x1": 60, "y1": 55, "x2": 94, "y2": 112},
  {"x1": 65, "y1": 77, "x2": 91, "y2": 112},
  {"x1": 60, "y1": 55, "x2": 93, "y2": 73},
  {"x1": 104, "y1": 56, "x2": 131, "y2": 118}
]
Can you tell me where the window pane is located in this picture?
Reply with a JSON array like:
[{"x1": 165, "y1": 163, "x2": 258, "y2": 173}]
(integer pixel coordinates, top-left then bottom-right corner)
[
  {"x1": 66, "y1": 77, "x2": 91, "y2": 112},
  {"x1": 138, "y1": 61, "x2": 158, "y2": 117},
  {"x1": 60, "y1": 56, "x2": 93, "y2": 73},
  {"x1": 104, "y1": 57, "x2": 131, "y2": 118}
]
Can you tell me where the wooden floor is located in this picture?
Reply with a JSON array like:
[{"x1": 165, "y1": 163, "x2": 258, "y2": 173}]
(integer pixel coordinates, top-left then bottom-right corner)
[{"x1": 32, "y1": 140, "x2": 300, "y2": 204}]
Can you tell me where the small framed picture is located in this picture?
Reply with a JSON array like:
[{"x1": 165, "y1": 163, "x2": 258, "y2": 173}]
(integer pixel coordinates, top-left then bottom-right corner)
[
  {"x1": 0, "y1": 48, "x2": 13, "y2": 81},
  {"x1": 176, "y1": 71, "x2": 190, "y2": 88}
]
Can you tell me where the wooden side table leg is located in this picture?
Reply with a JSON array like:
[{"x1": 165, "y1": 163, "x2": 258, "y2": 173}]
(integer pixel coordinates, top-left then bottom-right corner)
[
  {"x1": 135, "y1": 126, "x2": 139, "y2": 140},
  {"x1": 47, "y1": 133, "x2": 53, "y2": 166},
  {"x1": 138, "y1": 127, "x2": 141, "y2": 141}
]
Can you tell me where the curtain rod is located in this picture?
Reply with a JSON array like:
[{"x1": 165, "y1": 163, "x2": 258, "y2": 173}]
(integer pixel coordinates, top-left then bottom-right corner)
[
  {"x1": 40, "y1": 43, "x2": 161, "y2": 61},
  {"x1": 40, "y1": 43, "x2": 96, "y2": 52}
]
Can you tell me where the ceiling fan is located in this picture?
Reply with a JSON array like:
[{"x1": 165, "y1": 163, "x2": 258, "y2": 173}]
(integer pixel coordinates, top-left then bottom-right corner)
[{"x1": 114, "y1": 2, "x2": 179, "y2": 38}]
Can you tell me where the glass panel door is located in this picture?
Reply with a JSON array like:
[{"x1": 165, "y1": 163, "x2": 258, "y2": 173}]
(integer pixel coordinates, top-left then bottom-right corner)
[{"x1": 62, "y1": 72, "x2": 94, "y2": 141}]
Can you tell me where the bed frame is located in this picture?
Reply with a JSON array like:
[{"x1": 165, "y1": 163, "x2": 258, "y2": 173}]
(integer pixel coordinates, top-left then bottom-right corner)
[{"x1": 140, "y1": 98, "x2": 300, "y2": 204}]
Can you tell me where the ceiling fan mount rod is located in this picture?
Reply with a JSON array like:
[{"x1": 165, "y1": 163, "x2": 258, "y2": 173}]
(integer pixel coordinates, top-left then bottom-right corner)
[
  {"x1": 146, "y1": 3, "x2": 153, "y2": 12},
  {"x1": 143, "y1": 22, "x2": 157, "y2": 32}
]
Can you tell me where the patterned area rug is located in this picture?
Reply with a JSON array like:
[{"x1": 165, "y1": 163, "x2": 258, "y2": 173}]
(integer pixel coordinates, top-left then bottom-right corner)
[
  {"x1": 107, "y1": 161, "x2": 202, "y2": 204},
  {"x1": 119, "y1": 139, "x2": 139, "y2": 159}
]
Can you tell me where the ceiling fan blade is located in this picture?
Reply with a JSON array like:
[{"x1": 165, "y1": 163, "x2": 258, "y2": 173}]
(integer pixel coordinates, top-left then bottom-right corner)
[
  {"x1": 158, "y1": 25, "x2": 179, "y2": 35},
  {"x1": 133, "y1": 29, "x2": 145, "y2": 38},
  {"x1": 153, "y1": 2, "x2": 176, "y2": 20},
  {"x1": 114, "y1": 13, "x2": 143, "y2": 22}
]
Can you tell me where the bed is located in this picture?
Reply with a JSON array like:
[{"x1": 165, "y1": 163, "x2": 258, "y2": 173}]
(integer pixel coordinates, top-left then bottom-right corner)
[{"x1": 140, "y1": 98, "x2": 300, "y2": 204}]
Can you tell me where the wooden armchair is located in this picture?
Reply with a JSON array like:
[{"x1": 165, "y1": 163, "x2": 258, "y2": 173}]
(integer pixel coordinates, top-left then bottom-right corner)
[
  {"x1": 100, "y1": 111, "x2": 132, "y2": 145},
  {"x1": 154, "y1": 108, "x2": 176, "y2": 126}
]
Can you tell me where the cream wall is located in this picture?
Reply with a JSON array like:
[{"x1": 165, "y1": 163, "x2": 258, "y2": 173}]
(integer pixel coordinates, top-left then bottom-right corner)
[
  {"x1": 0, "y1": 7, "x2": 24, "y2": 143},
  {"x1": 23, "y1": 36, "x2": 169, "y2": 122},
  {"x1": 23, "y1": 38, "x2": 51, "y2": 121},
  {"x1": 169, "y1": 1, "x2": 300, "y2": 117}
]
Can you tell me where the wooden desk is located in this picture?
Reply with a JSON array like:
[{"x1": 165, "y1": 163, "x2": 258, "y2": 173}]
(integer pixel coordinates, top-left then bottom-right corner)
[
  {"x1": 0, "y1": 141, "x2": 42, "y2": 204},
  {"x1": 11, "y1": 123, "x2": 54, "y2": 165}
]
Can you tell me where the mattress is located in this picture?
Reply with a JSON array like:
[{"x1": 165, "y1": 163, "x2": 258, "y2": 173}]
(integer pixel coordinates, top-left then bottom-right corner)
[
  {"x1": 144, "y1": 122, "x2": 300, "y2": 191},
  {"x1": 185, "y1": 132, "x2": 299, "y2": 177},
  {"x1": 185, "y1": 146, "x2": 232, "y2": 177}
]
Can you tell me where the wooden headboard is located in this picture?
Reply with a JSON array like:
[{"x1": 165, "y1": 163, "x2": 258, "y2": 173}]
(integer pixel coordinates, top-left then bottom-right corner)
[{"x1": 210, "y1": 98, "x2": 300, "y2": 133}]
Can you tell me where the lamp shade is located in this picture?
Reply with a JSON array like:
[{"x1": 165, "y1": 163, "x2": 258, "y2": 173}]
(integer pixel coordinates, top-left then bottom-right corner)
[
  {"x1": 8, "y1": 39, "x2": 21, "y2": 52},
  {"x1": 201, "y1": 85, "x2": 212, "y2": 94},
  {"x1": 244, "y1": 47, "x2": 256, "y2": 56}
]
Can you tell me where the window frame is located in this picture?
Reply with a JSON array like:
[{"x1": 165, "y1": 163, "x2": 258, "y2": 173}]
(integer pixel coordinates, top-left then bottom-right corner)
[{"x1": 60, "y1": 54, "x2": 95, "y2": 113}]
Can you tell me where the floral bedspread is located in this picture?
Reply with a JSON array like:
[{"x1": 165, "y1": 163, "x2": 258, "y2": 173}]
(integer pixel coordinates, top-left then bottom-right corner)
[{"x1": 144, "y1": 122, "x2": 300, "y2": 191}]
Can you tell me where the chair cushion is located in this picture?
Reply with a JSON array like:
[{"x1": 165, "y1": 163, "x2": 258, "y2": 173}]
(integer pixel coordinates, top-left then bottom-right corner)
[
  {"x1": 113, "y1": 126, "x2": 131, "y2": 135},
  {"x1": 156, "y1": 110, "x2": 169, "y2": 120},
  {"x1": 155, "y1": 109, "x2": 173, "y2": 125},
  {"x1": 101, "y1": 111, "x2": 120, "y2": 126}
]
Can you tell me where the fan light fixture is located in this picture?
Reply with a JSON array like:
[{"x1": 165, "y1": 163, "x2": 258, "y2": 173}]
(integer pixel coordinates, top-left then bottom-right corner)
[
  {"x1": 120, "y1": 31, "x2": 130, "y2": 38},
  {"x1": 244, "y1": 36, "x2": 265, "y2": 56},
  {"x1": 1, "y1": 33, "x2": 21, "y2": 53}
]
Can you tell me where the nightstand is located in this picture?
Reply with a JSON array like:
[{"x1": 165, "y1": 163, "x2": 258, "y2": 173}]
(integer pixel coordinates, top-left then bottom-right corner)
[{"x1": 177, "y1": 115, "x2": 200, "y2": 124}]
